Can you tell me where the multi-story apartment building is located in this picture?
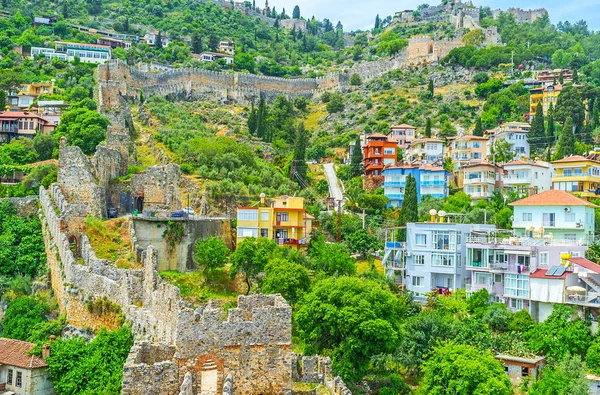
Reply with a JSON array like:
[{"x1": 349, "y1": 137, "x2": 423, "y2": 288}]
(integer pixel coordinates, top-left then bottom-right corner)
[
  {"x1": 536, "y1": 69, "x2": 572, "y2": 85},
  {"x1": 529, "y1": 84, "x2": 562, "y2": 117},
  {"x1": 218, "y1": 40, "x2": 235, "y2": 55},
  {"x1": 487, "y1": 122, "x2": 530, "y2": 160},
  {"x1": 462, "y1": 162, "x2": 504, "y2": 200},
  {"x1": 236, "y1": 196, "x2": 312, "y2": 249},
  {"x1": 383, "y1": 164, "x2": 449, "y2": 208},
  {"x1": 551, "y1": 155, "x2": 600, "y2": 200},
  {"x1": 447, "y1": 135, "x2": 488, "y2": 166},
  {"x1": 31, "y1": 41, "x2": 112, "y2": 63},
  {"x1": 405, "y1": 138, "x2": 444, "y2": 164},
  {"x1": 0, "y1": 111, "x2": 56, "y2": 143},
  {"x1": 503, "y1": 159, "x2": 552, "y2": 195},
  {"x1": 97, "y1": 36, "x2": 132, "y2": 49},
  {"x1": 362, "y1": 133, "x2": 397, "y2": 177},
  {"x1": 510, "y1": 189, "x2": 596, "y2": 243},
  {"x1": 402, "y1": 220, "x2": 496, "y2": 299},
  {"x1": 387, "y1": 124, "x2": 417, "y2": 150}
]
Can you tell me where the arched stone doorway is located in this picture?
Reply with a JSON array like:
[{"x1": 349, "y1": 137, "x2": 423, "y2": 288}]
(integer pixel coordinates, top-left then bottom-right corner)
[{"x1": 68, "y1": 234, "x2": 80, "y2": 258}]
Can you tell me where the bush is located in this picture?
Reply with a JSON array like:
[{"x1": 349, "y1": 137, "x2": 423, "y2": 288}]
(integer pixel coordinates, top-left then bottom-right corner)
[{"x1": 194, "y1": 236, "x2": 230, "y2": 271}]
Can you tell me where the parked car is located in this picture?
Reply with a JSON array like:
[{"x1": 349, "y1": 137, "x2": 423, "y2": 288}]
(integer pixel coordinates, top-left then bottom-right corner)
[
  {"x1": 107, "y1": 208, "x2": 118, "y2": 218},
  {"x1": 171, "y1": 210, "x2": 189, "y2": 218}
]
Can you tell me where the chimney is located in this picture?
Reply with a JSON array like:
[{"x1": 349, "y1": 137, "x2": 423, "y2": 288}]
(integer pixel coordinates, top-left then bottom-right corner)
[{"x1": 42, "y1": 344, "x2": 51, "y2": 359}]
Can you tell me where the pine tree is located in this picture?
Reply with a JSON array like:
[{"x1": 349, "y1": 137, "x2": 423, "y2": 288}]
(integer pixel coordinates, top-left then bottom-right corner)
[
  {"x1": 399, "y1": 174, "x2": 418, "y2": 235},
  {"x1": 139, "y1": 90, "x2": 145, "y2": 104},
  {"x1": 473, "y1": 118, "x2": 484, "y2": 137},
  {"x1": 292, "y1": 5, "x2": 300, "y2": 19},
  {"x1": 155, "y1": 31, "x2": 163, "y2": 50},
  {"x1": 291, "y1": 122, "x2": 308, "y2": 187},
  {"x1": 350, "y1": 138, "x2": 364, "y2": 177},
  {"x1": 191, "y1": 31, "x2": 203, "y2": 54},
  {"x1": 428, "y1": 79, "x2": 434, "y2": 98},
  {"x1": 573, "y1": 69, "x2": 579, "y2": 84},
  {"x1": 374, "y1": 14, "x2": 381, "y2": 30},
  {"x1": 252, "y1": 0, "x2": 255, "y2": 10},
  {"x1": 424, "y1": 118, "x2": 432, "y2": 138},
  {"x1": 248, "y1": 104, "x2": 258, "y2": 135},
  {"x1": 530, "y1": 103, "x2": 545, "y2": 152},
  {"x1": 547, "y1": 103, "x2": 556, "y2": 145},
  {"x1": 123, "y1": 17, "x2": 129, "y2": 33},
  {"x1": 557, "y1": 117, "x2": 575, "y2": 158},
  {"x1": 62, "y1": 0, "x2": 69, "y2": 18},
  {"x1": 559, "y1": 71, "x2": 564, "y2": 85},
  {"x1": 256, "y1": 97, "x2": 266, "y2": 139}
]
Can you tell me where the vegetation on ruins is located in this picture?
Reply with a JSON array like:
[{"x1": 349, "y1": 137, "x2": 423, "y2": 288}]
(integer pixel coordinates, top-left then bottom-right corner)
[{"x1": 194, "y1": 236, "x2": 231, "y2": 272}]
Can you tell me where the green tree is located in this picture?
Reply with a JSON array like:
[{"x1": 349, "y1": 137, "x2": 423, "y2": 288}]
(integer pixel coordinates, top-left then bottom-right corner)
[
  {"x1": 350, "y1": 73, "x2": 362, "y2": 86},
  {"x1": 507, "y1": 309, "x2": 535, "y2": 333},
  {"x1": 191, "y1": 31, "x2": 203, "y2": 54},
  {"x1": 530, "y1": 102, "x2": 546, "y2": 152},
  {"x1": 557, "y1": 117, "x2": 575, "y2": 158},
  {"x1": 467, "y1": 288, "x2": 491, "y2": 317},
  {"x1": 462, "y1": 28, "x2": 486, "y2": 46},
  {"x1": 346, "y1": 228, "x2": 381, "y2": 256},
  {"x1": 555, "y1": 86, "x2": 585, "y2": 133},
  {"x1": 2, "y1": 296, "x2": 49, "y2": 340},
  {"x1": 308, "y1": 235, "x2": 356, "y2": 276},
  {"x1": 473, "y1": 118, "x2": 484, "y2": 137},
  {"x1": 525, "y1": 305, "x2": 592, "y2": 361},
  {"x1": 230, "y1": 237, "x2": 277, "y2": 294},
  {"x1": 419, "y1": 342, "x2": 512, "y2": 395},
  {"x1": 53, "y1": 103, "x2": 109, "y2": 155},
  {"x1": 262, "y1": 258, "x2": 310, "y2": 305},
  {"x1": 296, "y1": 276, "x2": 406, "y2": 381},
  {"x1": 428, "y1": 79, "x2": 434, "y2": 97},
  {"x1": 424, "y1": 118, "x2": 432, "y2": 138},
  {"x1": 483, "y1": 302, "x2": 511, "y2": 332},
  {"x1": 32, "y1": 133, "x2": 54, "y2": 161},
  {"x1": 292, "y1": 5, "x2": 300, "y2": 19},
  {"x1": 47, "y1": 326, "x2": 133, "y2": 395},
  {"x1": 489, "y1": 139, "x2": 516, "y2": 164},
  {"x1": 194, "y1": 236, "x2": 230, "y2": 271},
  {"x1": 349, "y1": 138, "x2": 363, "y2": 177},
  {"x1": 155, "y1": 31, "x2": 163, "y2": 50},
  {"x1": 290, "y1": 122, "x2": 308, "y2": 186},
  {"x1": 374, "y1": 14, "x2": 381, "y2": 30},
  {"x1": 326, "y1": 93, "x2": 344, "y2": 113},
  {"x1": 531, "y1": 354, "x2": 588, "y2": 395},
  {"x1": 547, "y1": 103, "x2": 556, "y2": 145},
  {"x1": 587, "y1": 340, "x2": 600, "y2": 374},
  {"x1": 234, "y1": 53, "x2": 256, "y2": 73},
  {"x1": 399, "y1": 174, "x2": 418, "y2": 226}
]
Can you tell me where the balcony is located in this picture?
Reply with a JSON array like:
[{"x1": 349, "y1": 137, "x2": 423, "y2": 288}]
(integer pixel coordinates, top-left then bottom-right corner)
[
  {"x1": 383, "y1": 181, "x2": 406, "y2": 188},
  {"x1": 386, "y1": 194, "x2": 405, "y2": 200},
  {"x1": 421, "y1": 180, "x2": 445, "y2": 186},
  {"x1": 512, "y1": 220, "x2": 586, "y2": 230},
  {"x1": 468, "y1": 191, "x2": 494, "y2": 198},
  {"x1": 553, "y1": 171, "x2": 600, "y2": 182},
  {"x1": 274, "y1": 238, "x2": 308, "y2": 246},
  {"x1": 385, "y1": 241, "x2": 405, "y2": 249},
  {"x1": 503, "y1": 175, "x2": 530, "y2": 184},
  {"x1": 565, "y1": 291, "x2": 600, "y2": 307},
  {"x1": 466, "y1": 235, "x2": 590, "y2": 247},
  {"x1": 464, "y1": 177, "x2": 496, "y2": 185}
]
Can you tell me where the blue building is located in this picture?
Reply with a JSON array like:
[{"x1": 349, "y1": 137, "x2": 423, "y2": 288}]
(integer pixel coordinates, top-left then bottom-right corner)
[{"x1": 383, "y1": 164, "x2": 449, "y2": 208}]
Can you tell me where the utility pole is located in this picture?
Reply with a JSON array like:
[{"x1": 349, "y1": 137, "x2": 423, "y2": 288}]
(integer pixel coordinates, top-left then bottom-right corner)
[
  {"x1": 290, "y1": 160, "x2": 296, "y2": 194},
  {"x1": 362, "y1": 208, "x2": 366, "y2": 229},
  {"x1": 336, "y1": 200, "x2": 342, "y2": 243}
]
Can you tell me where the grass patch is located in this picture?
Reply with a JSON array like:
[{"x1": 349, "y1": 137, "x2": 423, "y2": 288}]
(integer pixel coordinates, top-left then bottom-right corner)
[
  {"x1": 159, "y1": 268, "x2": 239, "y2": 305},
  {"x1": 356, "y1": 259, "x2": 384, "y2": 275},
  {"x1": 304, "y1": 104, "x2": 327, "y2": 130},
  {"x1": 85, "y1": 217, "x2": 136, "y2": 269}
]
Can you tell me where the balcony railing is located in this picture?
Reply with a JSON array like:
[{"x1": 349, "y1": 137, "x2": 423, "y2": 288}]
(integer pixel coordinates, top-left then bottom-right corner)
[
  {"x1": 565, "y1": 291, "x2": 600, "y2": 306},
  {"x1": 468, "y1": 191, "x2": 494, "y2": 198},
  {"x1": 503, "y1": 175, "x2": 530, "y2": 183},
  {"x1": 387, "y1": 194, "x2": 405, "y2": 200},
  {"x1": 421, "y1": 180, "x2": 445, "y2": 186},
  {"x1": 383, "y1": 181, "x2": 406, "y2": 187},
  {"x1": 464, "y1": 177, "x2": 496, "y2": 185},
  {"x1": 555, "y1": 171, "x2": 600, "y2": 178},
  {"x1": 466, "y1": 235, "x2": 589, "y2": 246},
  {"x1": 512, "y1": 220, "x2": 585, "y2": 230}
]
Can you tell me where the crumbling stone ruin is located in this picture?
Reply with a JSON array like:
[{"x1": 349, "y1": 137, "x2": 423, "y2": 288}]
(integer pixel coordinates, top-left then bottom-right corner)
[{"x1": 492, "y1": 7, "x2": 548, "y2": 24}]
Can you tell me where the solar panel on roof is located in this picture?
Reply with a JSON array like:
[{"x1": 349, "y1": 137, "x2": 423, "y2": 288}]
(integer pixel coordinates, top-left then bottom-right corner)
[
  {"x1": 553, "y1": 266, "x2": 567, "y2": 277},
  {"x1": 546, "y1": 265, "x2": 560, "y2": 276}
]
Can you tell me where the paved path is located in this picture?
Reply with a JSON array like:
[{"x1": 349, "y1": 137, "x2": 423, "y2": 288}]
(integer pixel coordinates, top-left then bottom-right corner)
[{"x1": 323, "y1": 163, "x2": 344, "y2": 205}]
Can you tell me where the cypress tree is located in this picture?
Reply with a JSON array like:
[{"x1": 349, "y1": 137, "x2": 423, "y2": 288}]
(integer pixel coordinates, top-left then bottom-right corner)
[
  {"x1": 350, "y1": 138, "x2": 364, "y2": 177},
  {"x1": 291, "y1": 122, "x2": 308, "y2": 186},
  {"x1": 573, "y1": 69, "x2": 579, "y2": 84},
  {"x1": 424, "y1": 118, "x2": 432, "y2": 138},
  {"x1": 547, "y1": 103, "x2": 555, "y2": 145},
  {"x1": 557, "y1": 117, "x2": 575, "y2": 158},
  {"x1": 292, "y1": 5, "x2": 300, "y2": 19},
  {"x1": 256, "y1": 97, "x2": 266, "y2": 139},
  {"x1": 593, "y1": 97, "x2": 599, "y2": 130},
  {"x1": 559, "y1": 71, "x2": 564, "y2": 85},
  {"x1": 428, "y1": 79, "x2": 434, "y2": 98},
  {"x1": 530, "y1": 103, "x2": 545, "y2": 152},
  {"x1": 473, "y1": 118, "x2": 484, "y2": 137},
  {"x1": 191, "y1": 31, "x2": 203, "y2": 54},
  {"x1": 374, "y1": 14, "x2": 381, "y2": 30},
  {"x1": 398, "y1": 174, "x2": 418, "y2": 239},
  {"x1": 247, "y1": 104, "x2": 258, "y2": 135},
  {"x1": 155, "y1": 31, "x2": 163, "y2": 50}
]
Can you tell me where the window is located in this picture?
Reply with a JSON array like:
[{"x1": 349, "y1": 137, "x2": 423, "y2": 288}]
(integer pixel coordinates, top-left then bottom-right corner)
[
  {"x1": 563, "y1": 169, "x2": 573, "y2": 176},
  {"x1": 433, "y1": 231, "x2": 456, "y2": 251},
  {"x1": 522, "y1": 213, "x2": 532, "y2": 221},
  {"x1": 7, "y1": 369, "x2": 12, "y2": 385},
  {"x1": 509, "y1": 298, "x2": 523, "y2": 310},
  {"x1": 260, "y1": 210, "x2": 269, "y2": 221},
  {"x1": 16, "y1": 371, "x2": 22, "y2": 388},
  {"x1": 539, "y1": 252, "x2": 549, "y2": 266},
  {"x1": 494, "y1": 274, "x2": 503, "y2": 284},
  {"x1": 412, "y1": 276, "x2": 424, "y2": 287},
  {"x1": 275, "y1": 229, "x2": 289, "y2": 239},
  {"x1": 260, "y1": 228, "x2": 269, "y2": 238},
  {"x1": 431, "y1": 253, "x2": 454, "y2": 267},
  {"x1": 237, "y1": 227, "x2": 258, "y2": 238},
  {"x1": 475, "y1": 272, "x2": 492, "y2": 285},
  {"x1": 522, "y1": 367, "x2": 530, "y2": 377},
  {"x1": 565, "y1": 234, "x2": 577, "y2": 242},
  {"x1": 505, "y1": 274, "x2": 529, "y2": 297},
  {"x1": 276, "y1": 212, "x2": 289, "y2": 222},
  {"x1": 575, "y1": 168, "x2": 583, "y2": 176},
  {"x1": 415, "y1": 234, "x2": 427, "y2": 246},
  {"x1": 237, "y1": 209, "x2": 258, "y2": 221},
  {"x1": 414, "y1": 255, "x2": 425, "y2": 265},
  {"x1": 384, "y1": 148, "x2": 395, "y2": 155},
  {"x1": 517, "y1": 255, "x2": 530, "y2": 266},
  {"x1": 565, "y1": 213, "x2": 576, "y2": 222},
  {"x1": 542, "y1": 213, "x2": 555, "y2": 227}
]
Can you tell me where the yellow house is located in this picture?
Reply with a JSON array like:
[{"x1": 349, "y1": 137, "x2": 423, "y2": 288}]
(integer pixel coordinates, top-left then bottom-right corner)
[
  {"x1": 236, "y1": 195, "x2": 312, "y2": 249},
  {"x1": 530, "y1": 85, "x2": 562, "y2": 117},
  {"x1": 551, "y1": 155, "x2": 600, "y2": 200},
  {"x1": 19, "y1": 81, "x2": 55, "y2": 97}
]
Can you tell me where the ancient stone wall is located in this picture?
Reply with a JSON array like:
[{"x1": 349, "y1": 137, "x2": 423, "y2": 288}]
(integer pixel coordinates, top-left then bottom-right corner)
[
  {"x1": 0, "y1": 196, "x2": 38, "y2": 216},
  {"x1": 280, "y1": 19, "x2": 307, "y2": 32},
  {"x1": 493, "y1": 8, "x2": 548, "y2": 23},
  {"x1": 40, "y1": 184, "x2": 294, "y2": 394},
  {"x1": 131, "y1": 164, "x2": 182, "y2": 213}
]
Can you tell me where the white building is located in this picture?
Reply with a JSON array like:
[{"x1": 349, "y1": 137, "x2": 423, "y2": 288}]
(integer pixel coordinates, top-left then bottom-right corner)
[
  {"x1": 218, "y1": 40, "x2": 235, "y2": 55},
  {"x1": 199, "y1": 52, "x2": 234, "y2": 65},
  {"x1": 0, "y1": 338, "x2": 55, "y2": 395},
  {"x1": 502, "y1": 159, "x2": 552, "y2": 195},
  {"x1": 144, "y1": 30, "x2": 170, "y2": 47},
  {"x1": 31, "y1": 41, "x2": 111, "y2": 64},
  {"x1": 487, "y1": 122, "x2": 531, "y2": 160},
  {"x1": 405, "y1": 138, "x2": 444, "y2": 165}
]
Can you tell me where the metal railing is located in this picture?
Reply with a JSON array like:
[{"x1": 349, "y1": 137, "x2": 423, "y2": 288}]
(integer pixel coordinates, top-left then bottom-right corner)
[{"x1": 466, "y1": 235, "x2": 589, "y2": 246}]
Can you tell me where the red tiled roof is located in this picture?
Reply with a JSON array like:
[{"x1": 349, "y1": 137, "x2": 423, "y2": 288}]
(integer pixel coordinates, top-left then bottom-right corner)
[
  {"x1": 391, "y1": 123, "x2": 416, "y2": 129},
  {"x1": 0, "y1": 338, "x2": 48, "y2": 369},
  {"x1": 529, "y1": 268, "x2": 570, "y2": 279},
  {"x1": 0, "y1": 111, "x2": 47, "y2": 120},
  {"x1": 412, "y1": 138, "x2": 443, "y2": 144},
  {"x1": 510, "y1": 189, "x2": 598, "y2": 207},
  {"x1": 569, "y1": 257, "x2": 600, "y2": 274},
  {"x1": 368, "y1": 133, "x2": 388, "y2": 139},
  {"x1": 552, "y1": 155, "x2": 600, "y2": 164},
  {"x1": 504, "y1": 160, "x2": 550, "y2": 168}
]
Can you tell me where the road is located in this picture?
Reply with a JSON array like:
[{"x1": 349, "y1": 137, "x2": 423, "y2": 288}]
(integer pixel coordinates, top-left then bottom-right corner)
[{"x1": 323, "y1": 163, "x2": 344, "y2": 207}]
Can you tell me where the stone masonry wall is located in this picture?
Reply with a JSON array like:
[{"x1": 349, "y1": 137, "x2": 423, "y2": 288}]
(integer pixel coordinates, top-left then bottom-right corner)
[{"x1": 40, "y1": 185, "x2": 294, "y2": 394}]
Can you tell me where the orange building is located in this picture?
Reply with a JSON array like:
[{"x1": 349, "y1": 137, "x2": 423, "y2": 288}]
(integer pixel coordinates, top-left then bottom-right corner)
[{"x1": 363, "y1": 133, "x2": 397, "y2": 177}]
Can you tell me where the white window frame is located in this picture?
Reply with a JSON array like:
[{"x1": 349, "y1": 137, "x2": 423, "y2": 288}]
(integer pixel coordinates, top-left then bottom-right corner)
[
  {"x1": 412, "y1": 276, "x2": 424, "y2": 287},
  {"x1": 414, "y1": 255, "x2": 425, "y2": 265},
  {"x1": 539, "y1": 252, "x2": 549, "y2": 266},
  {"x1": 237, "y1": 209, "x2": 258, "y2": 221},
  {"x1": 260, "y1": 210, "x2": 269, "y2": 221},
  {"x1": 415, "y1": 234, "x2": 427, "y2": 246}
]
